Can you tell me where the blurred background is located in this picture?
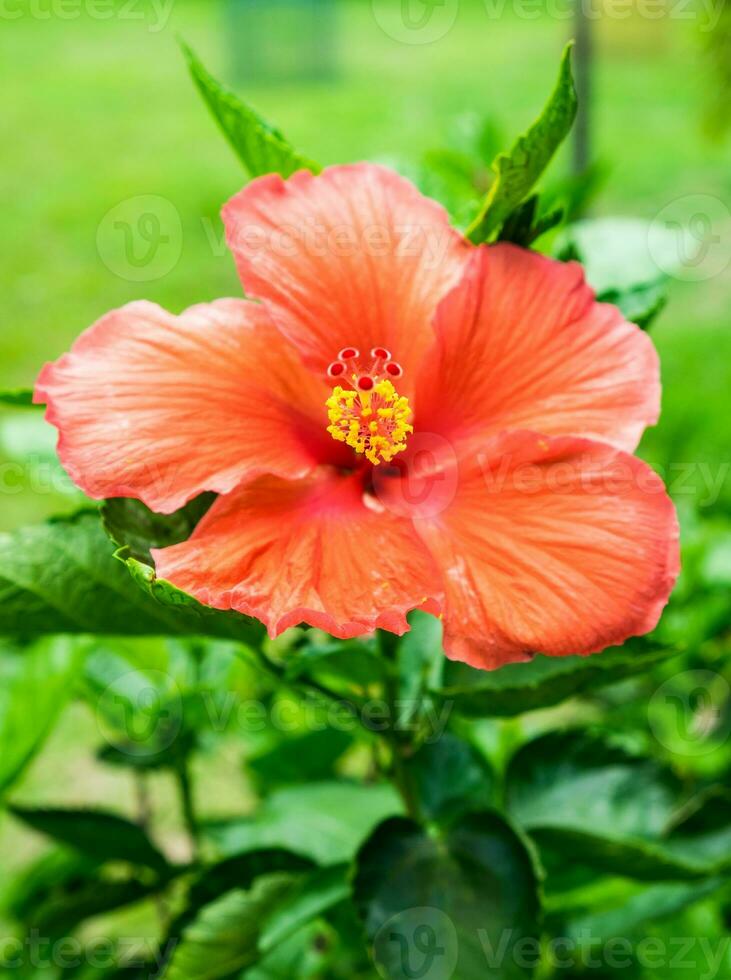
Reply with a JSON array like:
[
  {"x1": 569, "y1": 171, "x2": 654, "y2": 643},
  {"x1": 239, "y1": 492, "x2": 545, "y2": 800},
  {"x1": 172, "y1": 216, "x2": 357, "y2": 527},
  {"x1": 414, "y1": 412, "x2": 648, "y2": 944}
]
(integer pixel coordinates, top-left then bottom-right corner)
[{"x1": 1, "y1": 0, "x2": 730, "y2": 975}]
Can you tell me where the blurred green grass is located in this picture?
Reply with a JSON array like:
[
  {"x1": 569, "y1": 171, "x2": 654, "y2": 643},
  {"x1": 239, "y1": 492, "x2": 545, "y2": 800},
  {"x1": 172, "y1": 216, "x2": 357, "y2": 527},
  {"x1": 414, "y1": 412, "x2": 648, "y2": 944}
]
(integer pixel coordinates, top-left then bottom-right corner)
[{"x1": 1, "y1": 0, "x2": 730, "y2": 532}]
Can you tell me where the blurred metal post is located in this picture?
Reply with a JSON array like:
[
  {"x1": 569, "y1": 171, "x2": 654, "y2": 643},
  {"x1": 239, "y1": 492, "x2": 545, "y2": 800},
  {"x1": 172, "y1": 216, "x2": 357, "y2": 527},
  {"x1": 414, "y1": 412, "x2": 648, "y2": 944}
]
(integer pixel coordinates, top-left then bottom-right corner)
[
  {"x1": 573, "y1": 0, "x2": 592, "y2": 174},
  {"x1": 225, "y1": 0, "x2": 338, "y2": 85}
]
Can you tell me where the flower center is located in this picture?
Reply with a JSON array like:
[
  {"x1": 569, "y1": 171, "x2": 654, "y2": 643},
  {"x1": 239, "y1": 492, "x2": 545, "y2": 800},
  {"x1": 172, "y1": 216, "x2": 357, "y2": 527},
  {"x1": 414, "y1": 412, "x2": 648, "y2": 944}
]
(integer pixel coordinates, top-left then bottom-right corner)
[{"x1": 325, "y1": 346, "x2": 413, "y2": 466}]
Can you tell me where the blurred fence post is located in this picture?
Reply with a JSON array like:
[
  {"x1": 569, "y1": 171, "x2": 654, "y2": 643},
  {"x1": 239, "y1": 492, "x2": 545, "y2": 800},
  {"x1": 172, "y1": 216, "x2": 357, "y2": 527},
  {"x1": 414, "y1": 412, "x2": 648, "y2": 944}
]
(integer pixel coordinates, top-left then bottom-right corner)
[
  {"x1": 225, "y1": 0, "x2": 338, "y2": 85},
  {"x1": 573, "y1": 0, "x2": 592, "y2": 174}
]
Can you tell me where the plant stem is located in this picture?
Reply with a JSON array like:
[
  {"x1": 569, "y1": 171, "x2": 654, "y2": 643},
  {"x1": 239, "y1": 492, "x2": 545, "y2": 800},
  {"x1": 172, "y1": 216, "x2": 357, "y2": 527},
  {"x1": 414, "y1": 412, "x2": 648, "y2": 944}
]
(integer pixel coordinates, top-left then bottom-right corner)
[{"x1": 176, "y1": 757, "x2": 200, "y2": 861}]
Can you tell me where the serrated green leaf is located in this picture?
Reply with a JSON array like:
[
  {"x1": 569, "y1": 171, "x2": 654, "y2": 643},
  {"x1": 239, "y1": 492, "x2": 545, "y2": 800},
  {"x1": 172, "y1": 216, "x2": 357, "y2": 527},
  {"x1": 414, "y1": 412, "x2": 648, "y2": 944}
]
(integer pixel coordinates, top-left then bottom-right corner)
[
  {"x1": 354, "y1": 812, "x2": 542, "y2": 980},
  {"x1": 409, "y1": 732, "x2": 495, "y2": 823},
  {"x1": 0, "y1": 638, "x2": 85, "y2": 798},
  {"x1": 188, "y1": 850, "x2": 316, "y2": 918},
  {"x1": 598, "y1": 279, "x2": 668, "y2": 330},
  {"x1": 466, "y1": 43, "x2": 577, "y2": 243},
  {"x1": 22, "y1": 875, "x2": 155, "y2": 939},
  {"x1": 204, "y1": 781, "x2": 402, "y2": 866},
  {"x1": 166, "y1": 874, "x2": 299, "y2": 980},
  {"x1": 505, "y1": 730, "x2": 721, "y2": 881},
  {"x1": 10, "y1": 806, "x2": 170, "y2": 873},
  {"x1": 248, "y1": 728, "x2": 354, "y2": 792},
  {"x1": 0, "y1": 388, "x2": 36, "y2": 408},
  {"x1": 0, "y1": 511, "x2": 264, "y2": 646},
  {"x1": 437, "y1": 642, "x2": 680, "y2": 718},
  {"x1": 101, "y1": 494, "x2": 215, "y2": 565},
  {"x1": 498, "y1": 193, "x2": 564, "y2": 247},
  {"x1": 182, "y1": 42, "x2": 320, "y2": 178},
  {"x1": 557, "y1": 879, "x2": 728, "y2": 947},
  {"x1": 259, "y1": 864, "x2": 350, "y2": 952}
]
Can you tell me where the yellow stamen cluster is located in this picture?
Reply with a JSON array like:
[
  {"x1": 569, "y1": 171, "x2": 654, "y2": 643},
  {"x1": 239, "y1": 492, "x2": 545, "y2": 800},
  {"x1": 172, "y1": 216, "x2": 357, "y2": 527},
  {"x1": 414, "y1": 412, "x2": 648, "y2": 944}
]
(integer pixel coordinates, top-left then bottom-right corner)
[{"x1": 326, "y1": 379, "x2": 413, "y2": 466}]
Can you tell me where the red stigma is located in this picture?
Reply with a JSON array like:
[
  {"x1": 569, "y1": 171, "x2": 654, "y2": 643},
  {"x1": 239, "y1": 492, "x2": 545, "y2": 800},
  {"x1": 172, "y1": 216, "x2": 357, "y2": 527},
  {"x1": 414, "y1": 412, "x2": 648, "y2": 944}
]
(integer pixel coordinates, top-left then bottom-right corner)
[
  {"x1": 327, "y1": 361, "x2": 346, "y2": 378},
  {"x1": 385, "y1": 361, "x2": 403, "y2": 379}
]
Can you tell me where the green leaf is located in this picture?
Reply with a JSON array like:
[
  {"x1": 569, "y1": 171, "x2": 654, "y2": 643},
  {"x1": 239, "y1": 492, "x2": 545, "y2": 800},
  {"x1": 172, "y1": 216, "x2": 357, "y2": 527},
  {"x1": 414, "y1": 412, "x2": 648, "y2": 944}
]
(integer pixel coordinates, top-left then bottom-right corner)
[
  {"x1": 558, "y1": 879, "x2": 728, "y2": 948},
  {"x1": 0, "y1": 638, "x2": 85, "y2": 798},
  {"x1": 663, "y1": 787, "x2": 731, "y2": 871},
  {"x1": 182, "y1": 42, "x2": 320, "y2": 178},
  {"x1": 466, "y1": 43, "x2": 577, "y2": 243},
  {"x1": 0, "y1": 388, "x2": 36, "y2": 408},
  {"x1": 166, "y1": 875, "x2": 297, "y2": 980},
  {"x1": 283, "y1": 639, "x2": 386, "y2": 701},
  {"x1": 101, "y1": 494, "x2": 215, "y2": 565},
  {"x1": 437, "y1": 642, "x2": 679, "y2": 718},
  {"x1": 554, "y1": 216, "x2": 678, "y2": 293},
  {"x1": 204, "y1": 781, "x2": 402, "y2": 866},
  {"x1": 259, "y1": 864, "x2": 350, "y2": 952},
  {"x1": 1, "y1": 847, "x2": 97, "y2": 920},
  {"x1": 10, "y1": 806, "x2": 170, "y2": 873},
  {"x1": 505, "y1": 730, "x2": 714, "y2": 880},
  {"x1": 248, "y1": 728, "x2": 354, "y2": 791},
  {"x1": 247, "y1": 921, "x2": 339, "y2": 980},
  {"x1": 354, "y1": 812, "x2": 542, "y2": 979},
  {"x1": 396, "y1": 610, "x2": 445, "y2": 727},
  {"x1": 188, "y1": 850, "x2": 316, "y2": 917},
  {"x1": 497, "y1": 193, "x2": 564, "y2": 247},
  {"x1": 597, "y1": 279, "x2": 667, "y2": 330},
  {"x1": 21, "y1": 874, "x2": 154, "y2": 938},
  {"x1": 0, "y1": 511, "x2": 264, "y2": 645},
  {"x1": 409, "y1": 732, "x2": 495, "y2": 822}
]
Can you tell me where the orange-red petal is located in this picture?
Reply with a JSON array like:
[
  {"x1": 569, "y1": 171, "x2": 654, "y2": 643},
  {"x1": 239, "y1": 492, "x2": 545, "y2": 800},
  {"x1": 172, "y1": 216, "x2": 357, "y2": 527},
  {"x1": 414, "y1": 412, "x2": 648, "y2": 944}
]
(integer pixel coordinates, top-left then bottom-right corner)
[
  {"x1": 223, "y1": 163, "x2": 471, "y2": 394},
  {"x1": 152, "y1": 469, "x2": 443, "y2": 639},
  {"x1": 412, "y1": 431, "x2": 679, "y2": 669},
  {"x1": 35, "y1": 299, "x2": 339, "y2": 513},
  {"x1": 415, "y1": 245, "x2": 660, "y2": 455}
]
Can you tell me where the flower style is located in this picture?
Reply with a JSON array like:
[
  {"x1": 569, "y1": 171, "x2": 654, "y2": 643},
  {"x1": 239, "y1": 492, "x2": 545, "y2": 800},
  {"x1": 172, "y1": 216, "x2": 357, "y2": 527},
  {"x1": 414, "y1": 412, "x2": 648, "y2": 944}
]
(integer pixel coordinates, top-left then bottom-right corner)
[{"x1": 35, "y1": 163, "x2": 679, "y2": 669}]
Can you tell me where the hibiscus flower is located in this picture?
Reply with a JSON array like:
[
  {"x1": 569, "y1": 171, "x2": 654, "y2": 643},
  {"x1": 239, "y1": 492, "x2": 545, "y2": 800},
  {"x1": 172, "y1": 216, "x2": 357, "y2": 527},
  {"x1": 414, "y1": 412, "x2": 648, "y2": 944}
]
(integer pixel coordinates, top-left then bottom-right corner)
[{"x1": 35, "y1": 164, "x2": 679, "y2": 669}]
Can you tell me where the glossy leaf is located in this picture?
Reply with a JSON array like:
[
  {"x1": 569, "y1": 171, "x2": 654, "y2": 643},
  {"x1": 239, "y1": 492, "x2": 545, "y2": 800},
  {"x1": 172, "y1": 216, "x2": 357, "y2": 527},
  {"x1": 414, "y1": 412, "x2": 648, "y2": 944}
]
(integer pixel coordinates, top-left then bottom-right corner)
[
  {"x1": 466, "y1": 44, "x2": 577, "y2": 243},
  {"x1": 166, "y1": 874, "x2": 298, "y2": 980},
  {"x1": 0, "y1": 638, "x2": 85, "y2": 798},
  {"x1": 0, "y1": 388, "x2": 36, "y2": 408},
  {"x1": 259, "y1": 864, "x2": 351, "y2": 952},
  {"x1": 248, "y1": 728, "x2": 354, "y2": 791},
  {"x1": 101, "y1": 494, "x2": 215, "y2": 565},
  {"x1": 354, "y1": 812, "x2": 542, "y2": 979},
  {"x1": 0, "y1": 511, "x2": 264, "y2": 645},
  {"x1": 10, "y1": 806, "x2": 170, "y2": 873},
  {"x1": 183, "y1": 42, "x2": 320, "y2": 178},
  {"x1": 505, "y1": 731, "x2": 714, "y2": 880},
  {"x1": 409, "y1": 732, "x2": 495, "y2": 822},
  {"x1": 437, "y1": 642, "x2": 678, "y2": 718},
  {"x1": 204, "y1": 781, "x2": 402, "y2": 866}
]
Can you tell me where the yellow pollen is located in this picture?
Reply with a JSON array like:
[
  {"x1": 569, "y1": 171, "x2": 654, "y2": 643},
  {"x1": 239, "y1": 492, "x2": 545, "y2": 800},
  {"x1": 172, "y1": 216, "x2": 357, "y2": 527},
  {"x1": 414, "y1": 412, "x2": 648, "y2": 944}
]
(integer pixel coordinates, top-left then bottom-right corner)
[{"x1": 326, "y1": 379, "x2": 413, "y2": 465}]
